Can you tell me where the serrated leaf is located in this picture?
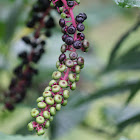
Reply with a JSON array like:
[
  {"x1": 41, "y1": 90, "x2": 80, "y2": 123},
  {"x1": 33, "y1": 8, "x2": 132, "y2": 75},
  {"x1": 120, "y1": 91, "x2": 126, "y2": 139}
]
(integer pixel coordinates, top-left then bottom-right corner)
[{"x1": 113, "y1": 0, "x2": 140, "y2": 8}]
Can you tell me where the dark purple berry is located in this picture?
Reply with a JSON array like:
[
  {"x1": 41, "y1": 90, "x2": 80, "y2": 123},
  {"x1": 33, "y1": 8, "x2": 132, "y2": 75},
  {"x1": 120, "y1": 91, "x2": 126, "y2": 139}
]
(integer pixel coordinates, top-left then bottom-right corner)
[
  {"x1": 67, "y1": 1, "x2": 74, "y2": 7},
  {"x1": 5, "y1": 103, "x2": 14, "y2": 111},
  {"x1": 76, "y1": 15, "x2": 84, "y2": 23},
  {"x1": 31, "y1": 42, "x2": 38, "y2": 48},
  {"x1": 77, "y1": 23, "x2": 85, "y2": 32},
  {"x1": 40, "y1": 40, "x2": 46, "y2": 46},
  {"x1": 26, "y1": 20, "x2": 35, "y2": 28},
  {"x1": 59, "y1": 54, "x2": 66, "y2": 62},
  {"x1": 45, "y1": 30, "x2": 51, "y2": 37},
  {"x1": 18, "y1": 51, "x2": 27, "y2": 59},
  {"x1": 59, "y1": 19, "x2": 65, "y2": 27},
  {"x1": 45, "y1": 17, "x2": 55, "y2": 28},
  {"x1": 77, "y1": 33, "x2": 85, "y2": 40},
  {"x1": 62, "y1": 34, "x2": 68, "y2": 42},
  {"x1": 32, "y1": 4, "x2": 40, "y2": 12},
  {"x1": 67, "y1": 25, "x2": 76, "y2": 34},
  {"x1": 22, "y1": 36, "x2": 31, "y2": 44},
  {"x1": 65, "y1": 36, "x2": 74, "y2": 45},
  {"x1": 79, "y1": 13, "x2": 87, "y2": 20},
  {"x1": 73, "y1": 40, "x2": 82, "y2": 49},
  {"x1": 61, "y1": 26, "x2": 67, "y2": 34}
]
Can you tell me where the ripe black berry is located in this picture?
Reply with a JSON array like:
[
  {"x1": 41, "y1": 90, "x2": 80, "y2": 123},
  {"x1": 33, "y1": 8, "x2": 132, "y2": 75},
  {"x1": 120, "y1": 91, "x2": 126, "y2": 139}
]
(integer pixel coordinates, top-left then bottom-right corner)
[
  {"x1": 67, "y1": 25, "x2": 76, "y2": 34},
  {"x1": 77, "y1": 33, "x2": 85, "y2": 40},
  {"x1": 59, "y1": 53, "x2": 66, "y2": 62},
  {"x1": 59, "y1": 19, "x2": 65, "y2": 27},
  {"x1": 77, "y1": 23, "x2": 85, "y2": 32},
  {"x1": 73, "y1": 40, "x2": 82, "y2": 49},
  {"x1": 65, "y1": 36, "x2": 74, "y2": 45},
  {"x1": 22, "y1": 36, "x2": 31, "y2": 44},
  {"x1": 67, "y1": 1, "x2": 74, "y2": 7},
  {"x1": 45, "y1": 17, "x2": 55, "y2": 28},
  {"x1": 62, "y1": 34, "x2": 68, "y2": 42}
]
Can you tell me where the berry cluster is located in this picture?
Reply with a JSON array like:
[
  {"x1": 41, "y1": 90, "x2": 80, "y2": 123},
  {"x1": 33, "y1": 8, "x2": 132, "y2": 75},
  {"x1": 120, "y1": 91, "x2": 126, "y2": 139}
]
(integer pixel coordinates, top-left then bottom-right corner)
[
  {"x1": 28, "y1": 0, "x2": 89, "y2": 136},
  {"x1": 4, "y1": 0, "x2": 56, "y2": 111}
]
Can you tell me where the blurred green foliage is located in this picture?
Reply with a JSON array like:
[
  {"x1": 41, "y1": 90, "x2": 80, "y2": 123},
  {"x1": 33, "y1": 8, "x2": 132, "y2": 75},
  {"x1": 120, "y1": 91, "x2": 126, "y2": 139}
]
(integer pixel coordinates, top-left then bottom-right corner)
[{"x1": 0, "y1": 0, "x2": 140, "y2": 140}]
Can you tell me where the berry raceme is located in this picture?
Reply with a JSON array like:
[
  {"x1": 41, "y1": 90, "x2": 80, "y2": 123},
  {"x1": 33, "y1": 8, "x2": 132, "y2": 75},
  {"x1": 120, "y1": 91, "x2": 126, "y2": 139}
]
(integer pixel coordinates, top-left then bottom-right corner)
[
  {"x1": 28, "y1": 0, "x2": 89, "y2": 136},
  {"x1": 4, "y1": 0, "x2": 56, "y2": 111}
]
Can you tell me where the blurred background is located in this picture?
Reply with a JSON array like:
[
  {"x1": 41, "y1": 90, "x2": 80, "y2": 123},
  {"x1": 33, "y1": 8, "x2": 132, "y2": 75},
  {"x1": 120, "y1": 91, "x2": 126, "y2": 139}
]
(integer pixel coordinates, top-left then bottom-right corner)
[{"x1": 0, "y1": 0, "x2": 140, "y2": 140}]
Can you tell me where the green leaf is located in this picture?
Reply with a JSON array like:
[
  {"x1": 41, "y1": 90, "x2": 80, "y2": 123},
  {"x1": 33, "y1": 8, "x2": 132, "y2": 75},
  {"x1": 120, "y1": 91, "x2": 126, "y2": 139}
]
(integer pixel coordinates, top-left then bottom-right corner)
[
  {"x1": 71, "y1": 80, "x2": 140, "y2": 108},
  {"x1": 113, "y1": 0, "x2": 140, "y2": 8},
  {"x1": 106, "y1": 43, "x2": 140, "y2": 71},
  {"x1": 117, "y1": 107, "x2": 140, "y2": 130},
  {"x1": 0, "y1": 133, "x2": 48, "y2": 140},
  {"x1": 106, "y1": 20, "x2": 140, "y2": 71},
  {"x1": 4, "y1": 0, "x2": 24, "y2": 42},
  {"x1": 125, "y1": 81, "x2": 140, "y2": 105}
]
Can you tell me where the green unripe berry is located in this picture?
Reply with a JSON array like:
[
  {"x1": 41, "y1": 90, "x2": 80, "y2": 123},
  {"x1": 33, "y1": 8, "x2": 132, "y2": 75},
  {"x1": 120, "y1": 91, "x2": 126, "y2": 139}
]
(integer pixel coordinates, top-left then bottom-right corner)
[
  {"x1": 75, "y1": 74, "x2": 80, "y2": 82},
  {"x1": 62, "y1": 100, "x2": 68, "y2": 106},
  {"x1": 83, "y1": 39, "x2": 89, "y2": 49},
  {"x1": 69, "y1": 52, "x2": 78, "y2": 60},
  {"x1": 37, "y1": 129, "x2": 45, "y2": 136},
  {"x1": 36, "y1": 96, "x2": 44, "y2": 103},
  {"x1": 59, "y1": 80, "x2": 68, "y2": 88},
  {"x1": 27, "y1": 122, "x2": 34, "y2": 131},
  {"x1": 43, "y1": 111, "x2": 50, "y2": 119},
  {"x1": 31, "y1": 108, "x2": 39, "y2": 118},
  {"x1": 45, "y1": 120, "x2": 50, "y2": 128},
  {"x1": 49, "y1": 80, "x2": 57, "y2": 86},
  {"x1": 80, "y1": 64, "x2": 84, "y2": 69},
  {"x1": 61, "y1": 44, "x2": 67, "y2": 53},
  {"x1": 37, "y1": 102, "x2": 46, "y2": 109},
  {"x1": 45, "y1": 97, "x2": 54, "y2": 105},
  {"x1": 54, "y1": 94, "x2": 62, "y2": 103},
  {"x1": 52, "y1": 71, "x2": 62, "y2": 80},
  {"x1": 56, "y1": 104, "x2": 61, "y2": 111},
  {"x1": 61, "y1": 13, "x2": 66, "y2": 18},
  {"x1": 43, "y1": 91, "x2": 52, "y2": 98},
  {"x1": 58, "y1": 65, "x2": 66, "y2": 72},
  {"x1": 65, "y1": 59, "x2": 74, "y2": 68},
  {"x1": 77, "y1": 57, "x2": 84, "y2": 66},
  {"x1": 44, "y1": 86, "x2": 51, "y2": 92},
  {"x1": 52, "y1": 85, "x2": 60, "y2": 93},
  {"x1": 50, "y1": 107, "x2": 56, "y2": 116},
  {"x1": 63, "y1": 90, "x2": 70, "y2": 99},
  {"x1": 50, "y1": 1, "x2": 54, "y2": 7},
  {"x1": 49, "y1": 116, "x2": 53, "y2": 122},
  {"x1": 56, "y1": 61, "x2": 60, "y2": 68},
  {"x1": 36, "y1": 116, "x2": 45, "y2": 124},
  {"x1": 71, "y1": 82, "x2": 76, "y2": 90},
  {"x1": 59, "y1": 7, "x2": 63, "y2": 12},
  {"x1": 68, "y1": 73, "x2": 75, "y2": 82},
  {"x1": 75, "y1": 65, "x2": 81, "y2": 74},
  {"x1": 76, "y1": 0, "x2": 80, "y2": 4}
]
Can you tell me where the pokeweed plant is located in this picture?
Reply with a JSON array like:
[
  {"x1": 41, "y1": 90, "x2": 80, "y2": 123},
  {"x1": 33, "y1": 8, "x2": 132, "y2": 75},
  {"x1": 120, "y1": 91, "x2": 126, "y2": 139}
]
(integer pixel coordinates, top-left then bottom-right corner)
[
  {"x1": 3, "y1": 0, "x2": 56, "y2": 111},
  {"x1": 27, "y1": 0, "x2": 89, "y2": 136}
]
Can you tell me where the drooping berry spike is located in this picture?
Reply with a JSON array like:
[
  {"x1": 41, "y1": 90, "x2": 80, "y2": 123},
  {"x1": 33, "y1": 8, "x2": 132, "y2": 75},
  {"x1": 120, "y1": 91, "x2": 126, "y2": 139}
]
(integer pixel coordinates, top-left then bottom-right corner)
[
  {"x1": 3, "y1": 0, "x2": 56, "y2": 111},
  {"x1": 28, "y1": 0, "x2": 89, "y2": 136}
]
